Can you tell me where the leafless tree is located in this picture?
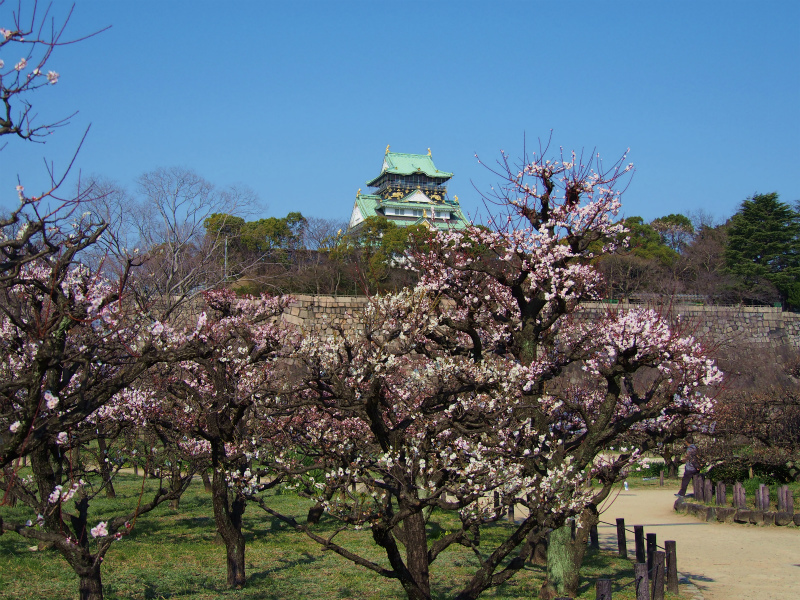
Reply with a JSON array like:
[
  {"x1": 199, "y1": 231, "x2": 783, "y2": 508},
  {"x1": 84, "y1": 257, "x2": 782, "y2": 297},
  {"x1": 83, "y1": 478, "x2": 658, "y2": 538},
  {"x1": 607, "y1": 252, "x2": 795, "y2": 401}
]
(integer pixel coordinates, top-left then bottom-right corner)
[
  {"x1": 83, "y1": 167, "x2": 261, "y2": 321},
  {"x1": 0, "y1": 1, "x2": 107, "y2": 144}
]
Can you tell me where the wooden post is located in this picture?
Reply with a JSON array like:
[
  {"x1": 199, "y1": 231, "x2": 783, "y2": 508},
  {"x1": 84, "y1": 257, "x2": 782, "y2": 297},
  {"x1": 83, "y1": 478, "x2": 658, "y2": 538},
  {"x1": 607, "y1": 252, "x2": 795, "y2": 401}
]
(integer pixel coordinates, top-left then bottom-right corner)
[
  {"x1": 634, "y1": 562, "x2": 649, "y2": 600},
  {"x1": 652, "y1": 550, "x2": 666, "y2": 600},
  {"x1": 704, "y1": 478, "x2": 713, "y2": 504},
  {"x1": 595, "y1": 578, "x2": 612, "y2": 600},
  {"x1": 665, "y1": 540, "x2": 679, "y2": 594},
  {"x1": 759, "y1": 484, "x2": 769, "y2": 510},
  {"x1": 733, "y1": 482, "x2": 746, "y2": 509},
  {"x1": 634, "y1": 525, "x2": 646, "y2": 564},
  {"x1": 716, "y1": 482, "x2": 726, "y2": 506},
  {"x1": 646, "y1": 533, "x2": 657, "y2": 573},
  {"x1": 590, "y1": 523, "x2": 600, "y2": 550},
  {"x1": 616, "y1": 518, "x2": 627, "y2": 558},
  {"x1": 660, "y1": 470, "x2": 664, "y2": 487},
  {"x1": 493, "y1": 491, "x2": 500, "y2": 510},
  {"x1": 692, "y1": 475, "x2": 700, "y2": 500},
  {"x1": 778, "y1": 485, "x2": 786, "y2": 512},
  {"x1": 786, "y1": 486, "x2": 794, "y2": 513},
  {"x1": 507, "y1": 502, "x2": 515, "y2": 523}
]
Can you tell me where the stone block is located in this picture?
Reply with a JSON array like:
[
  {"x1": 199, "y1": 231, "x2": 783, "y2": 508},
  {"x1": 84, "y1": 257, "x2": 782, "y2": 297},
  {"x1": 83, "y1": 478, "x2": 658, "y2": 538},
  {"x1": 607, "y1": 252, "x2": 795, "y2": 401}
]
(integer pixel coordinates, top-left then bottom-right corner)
[
  {"x1": 734, "y1": 510, "x2": 751, "y2": 523},
  {"x1": 762, "y1": 511, "x2": 776, "y2": 525},
  {"x1": 775, "y1": 511, "x2": 793, "y2": 526},
  {"x1": 794, "y1": 514, "x2": 800, "y2": 527},
  {"x1": 715, "y1": 507, "x2": 736, "y2": 523},
  {"x1": 748, "y1": 511, "x2": 764, "y2": 525}
]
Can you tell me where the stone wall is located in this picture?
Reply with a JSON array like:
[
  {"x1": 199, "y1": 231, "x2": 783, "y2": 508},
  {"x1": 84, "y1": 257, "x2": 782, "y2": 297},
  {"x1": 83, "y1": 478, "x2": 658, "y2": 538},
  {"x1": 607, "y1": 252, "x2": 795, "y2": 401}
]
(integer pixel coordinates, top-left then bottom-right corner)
[{"x1": 282, "y1": 295, "x2": 800, "y2": 348}]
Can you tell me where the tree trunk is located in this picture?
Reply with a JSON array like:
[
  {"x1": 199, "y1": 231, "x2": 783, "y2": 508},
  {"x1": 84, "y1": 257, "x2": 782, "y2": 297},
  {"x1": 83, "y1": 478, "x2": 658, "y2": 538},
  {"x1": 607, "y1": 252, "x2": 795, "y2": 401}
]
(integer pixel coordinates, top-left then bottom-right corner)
[
  {"x1": 306, "y1": 502, "x2": 325, "y2": 525},
  {"x1": 201, "y1": 469, "x2": 212, "y2": 492},
  {"x1": 169, "y1": 463, "x2": 183, "y2": 509},
  {"x1": 660, "y1": 449, "x2": 679, "y2": 478},
  {"x1": 402, "y1": 512, "x2": 432, "y2": 600},
  {"x1": 211, "y1": 466, "x2": 247, "y2": 588},
  {"x1": 78, "y1": 566, "x2": 104, "y2": 600},
  {"x1": 540, "y1": 508, "x2": 597, "y2": 600},
  {"x1": 96, "y1": 437, "x2": 115, "y2": 499}
]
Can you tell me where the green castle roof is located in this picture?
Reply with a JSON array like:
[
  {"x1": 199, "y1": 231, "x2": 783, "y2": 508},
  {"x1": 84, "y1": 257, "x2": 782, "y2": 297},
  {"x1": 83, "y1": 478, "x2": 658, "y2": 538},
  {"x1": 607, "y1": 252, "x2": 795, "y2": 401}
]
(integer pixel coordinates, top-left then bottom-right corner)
[
  {"x1": 352, "y1": 193, "x2": 468, "y2": 231},
  {"x1": 366, "y1": 151, "x2": 453, "y2": 186}
]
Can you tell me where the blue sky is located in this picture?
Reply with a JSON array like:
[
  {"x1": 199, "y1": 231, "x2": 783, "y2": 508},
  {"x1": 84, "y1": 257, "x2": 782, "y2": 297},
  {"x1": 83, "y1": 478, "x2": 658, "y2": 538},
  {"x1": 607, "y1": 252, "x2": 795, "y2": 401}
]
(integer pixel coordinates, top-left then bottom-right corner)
[{"x1": 1, "y1": 1, "x2": 798, "y2": 227}]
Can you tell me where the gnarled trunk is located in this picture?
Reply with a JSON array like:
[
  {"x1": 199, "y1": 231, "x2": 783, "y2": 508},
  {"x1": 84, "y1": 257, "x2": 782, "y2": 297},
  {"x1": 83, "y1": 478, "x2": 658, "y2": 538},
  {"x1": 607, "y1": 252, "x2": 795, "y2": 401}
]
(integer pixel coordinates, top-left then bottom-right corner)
[
  {"x1": 96, "y1": 437, "x2": 115, "y2": 499},
  {"x1": 78, "y1": 565, "x2": 104, "y2": 600},
  {"x1": 402, "y1": 512, "x2": 431, "y2": 600},
  {"x1": 211, "y1": 466, "x2": 247, "y2": 588},
  {"x1": 540, "y1": 508, "x2": 597, "y2": 599}
]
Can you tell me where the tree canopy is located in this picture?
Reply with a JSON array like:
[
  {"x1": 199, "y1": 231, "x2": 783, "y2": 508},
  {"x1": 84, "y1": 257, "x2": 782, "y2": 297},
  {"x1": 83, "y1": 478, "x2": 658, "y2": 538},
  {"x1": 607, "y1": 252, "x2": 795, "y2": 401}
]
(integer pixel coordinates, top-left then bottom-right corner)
[{"x1": 725, "y1": 192, "x2": 800, "y2": 308}]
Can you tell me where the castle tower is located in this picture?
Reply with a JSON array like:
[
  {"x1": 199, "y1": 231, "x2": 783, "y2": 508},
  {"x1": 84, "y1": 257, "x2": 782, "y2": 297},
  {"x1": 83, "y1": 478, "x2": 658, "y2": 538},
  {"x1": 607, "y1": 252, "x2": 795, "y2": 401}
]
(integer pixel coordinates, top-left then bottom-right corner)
[{"x1": 347, "y1": 147, "x2": 469, "y2": 232}]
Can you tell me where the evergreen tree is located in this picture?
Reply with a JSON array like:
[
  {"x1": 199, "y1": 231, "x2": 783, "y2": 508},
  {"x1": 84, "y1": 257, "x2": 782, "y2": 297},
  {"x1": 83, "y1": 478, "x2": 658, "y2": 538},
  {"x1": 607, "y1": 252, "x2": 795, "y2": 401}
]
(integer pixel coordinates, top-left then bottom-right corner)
[{"x1": 725, "y1": 192, "x2": 800, "y2": 308}]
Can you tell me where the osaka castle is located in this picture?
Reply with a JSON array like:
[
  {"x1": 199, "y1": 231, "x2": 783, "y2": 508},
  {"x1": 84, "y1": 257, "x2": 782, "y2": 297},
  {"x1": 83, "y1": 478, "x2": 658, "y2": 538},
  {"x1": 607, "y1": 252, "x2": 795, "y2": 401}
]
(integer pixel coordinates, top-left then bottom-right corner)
[{"x1": 347, "y1": 146, "x2": 469, "y2": 232}]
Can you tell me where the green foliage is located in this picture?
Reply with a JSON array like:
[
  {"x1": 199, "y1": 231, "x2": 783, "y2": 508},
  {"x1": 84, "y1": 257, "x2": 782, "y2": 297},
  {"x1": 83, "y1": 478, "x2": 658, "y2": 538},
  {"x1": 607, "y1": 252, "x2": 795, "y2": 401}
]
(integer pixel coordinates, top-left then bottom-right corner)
[
  {"x1": 331, "y1": 217, "x2": 430, "y2": 293},
  {"x1": 725, "y1": 192, "x2": 800, "y2": 308},
  {"x1": 651, "y1": 213, "x2": 694, "y2": 252},
  {"x1": 204, "y1": 212, "x2": 307, "y2": 254},
  {"x1": 705, "y1": 456, "x2": 794, "y2": 484},
  {"x1": 204, "y1": 213, "x2": 246, "y2": 238},
  {"x1": 622, "y1": 217, "x2": 679, "y2": 266},
  {"x1": 628, "y1": 461, "x2": 667, "y2": 478}
]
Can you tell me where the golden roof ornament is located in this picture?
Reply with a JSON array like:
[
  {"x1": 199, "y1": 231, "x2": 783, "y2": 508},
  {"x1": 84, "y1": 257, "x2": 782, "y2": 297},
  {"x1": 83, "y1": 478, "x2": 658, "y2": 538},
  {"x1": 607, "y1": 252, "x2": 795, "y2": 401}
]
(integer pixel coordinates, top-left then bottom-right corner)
[
  {"x1": 356, "y1": 188, "x2": 361, "y2": 196},
  {"x1": 385, "y1": 144, "x2": 390, "y2": 155},
  {"x1": 427, "y1": 148, "x2": 431, "y2": 157}
]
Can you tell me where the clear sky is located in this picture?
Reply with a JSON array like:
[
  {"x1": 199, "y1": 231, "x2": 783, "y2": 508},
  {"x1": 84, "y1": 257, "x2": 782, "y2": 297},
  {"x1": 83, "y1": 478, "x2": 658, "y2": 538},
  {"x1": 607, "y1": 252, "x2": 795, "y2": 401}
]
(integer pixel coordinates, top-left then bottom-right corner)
[{"x1": 1, "y1": 0, "x2": 798, "y2": 227}]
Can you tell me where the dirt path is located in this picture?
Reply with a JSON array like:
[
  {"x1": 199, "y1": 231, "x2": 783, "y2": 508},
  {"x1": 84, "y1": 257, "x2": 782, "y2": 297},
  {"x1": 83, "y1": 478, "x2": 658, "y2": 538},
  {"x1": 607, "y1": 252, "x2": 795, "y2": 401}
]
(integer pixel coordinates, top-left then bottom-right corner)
[{"x1": 596, "y1": 487, "x2": 800, "y2": 599}]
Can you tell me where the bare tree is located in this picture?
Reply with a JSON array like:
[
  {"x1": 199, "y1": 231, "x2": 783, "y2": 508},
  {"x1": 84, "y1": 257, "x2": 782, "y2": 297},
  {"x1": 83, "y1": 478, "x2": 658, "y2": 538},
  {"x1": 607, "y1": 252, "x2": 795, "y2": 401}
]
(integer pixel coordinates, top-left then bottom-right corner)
[
  {"x1": 83, "y1": 167, "x2": 261, "y2": 321},
  {"x1": 0, "y1": 1, "x2": 107, "y2": 144}
]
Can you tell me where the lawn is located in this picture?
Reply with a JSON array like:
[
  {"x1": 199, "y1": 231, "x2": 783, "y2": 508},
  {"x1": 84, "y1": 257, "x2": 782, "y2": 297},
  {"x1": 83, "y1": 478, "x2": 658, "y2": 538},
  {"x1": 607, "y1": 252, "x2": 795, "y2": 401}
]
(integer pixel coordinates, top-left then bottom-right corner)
[{"x1": 1, "y1": 473, "x2": 682, "y2": 599}]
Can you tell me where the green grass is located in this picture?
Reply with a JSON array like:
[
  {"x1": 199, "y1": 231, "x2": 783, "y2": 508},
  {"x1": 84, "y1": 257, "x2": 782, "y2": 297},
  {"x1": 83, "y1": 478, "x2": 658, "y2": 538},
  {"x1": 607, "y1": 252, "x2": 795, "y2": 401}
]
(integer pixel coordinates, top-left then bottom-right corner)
[{"x1": 1, "y1": 474, "x2": 682, "y2": 599}]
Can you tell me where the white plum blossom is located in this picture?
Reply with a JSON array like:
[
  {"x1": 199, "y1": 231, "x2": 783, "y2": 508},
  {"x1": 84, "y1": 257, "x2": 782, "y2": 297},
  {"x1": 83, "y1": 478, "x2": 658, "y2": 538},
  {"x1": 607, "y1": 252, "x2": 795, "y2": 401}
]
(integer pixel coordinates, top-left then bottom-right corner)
[
  {"x1": 44, "y1": 390, "x2": 58, "y2": 410},
  {"x1": 90, "y1": 522, "x2": 108, "y2": 538}
]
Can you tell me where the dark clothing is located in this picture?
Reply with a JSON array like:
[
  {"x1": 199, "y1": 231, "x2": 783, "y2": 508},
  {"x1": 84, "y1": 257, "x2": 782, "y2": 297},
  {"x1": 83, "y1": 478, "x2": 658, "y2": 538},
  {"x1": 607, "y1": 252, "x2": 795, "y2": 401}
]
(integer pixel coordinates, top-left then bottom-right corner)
[
  {"x1": 678, "y1": 470, "x2": 693, "y2": 496},
  {"x1": 677, "y1": 444, "x2": 700, "y2": 496}
]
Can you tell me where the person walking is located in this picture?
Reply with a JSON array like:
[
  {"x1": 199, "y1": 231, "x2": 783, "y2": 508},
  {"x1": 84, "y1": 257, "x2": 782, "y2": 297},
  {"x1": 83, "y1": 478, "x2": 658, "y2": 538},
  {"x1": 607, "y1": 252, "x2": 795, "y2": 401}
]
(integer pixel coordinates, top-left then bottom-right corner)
[{"x1": 676, "y1": 438, "x2": 700, "y2": 497}]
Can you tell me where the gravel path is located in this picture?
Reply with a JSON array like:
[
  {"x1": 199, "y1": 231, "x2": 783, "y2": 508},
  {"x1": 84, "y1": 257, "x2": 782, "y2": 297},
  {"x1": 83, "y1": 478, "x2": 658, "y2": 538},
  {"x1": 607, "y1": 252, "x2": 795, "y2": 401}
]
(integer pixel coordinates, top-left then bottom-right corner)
[{"x1": 596, "y1": 487, "x2": 800, "y2": 599}]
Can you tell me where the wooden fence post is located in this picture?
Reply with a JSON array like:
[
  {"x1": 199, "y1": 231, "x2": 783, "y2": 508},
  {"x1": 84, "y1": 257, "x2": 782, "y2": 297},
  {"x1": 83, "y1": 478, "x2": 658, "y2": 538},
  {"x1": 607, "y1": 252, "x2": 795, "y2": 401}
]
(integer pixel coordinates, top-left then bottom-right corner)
[
  {"x1": 660, "y1": 470, "x2": 664, "y2": 487},
  {"x1": 665, "y1": 540, "x2": 679, "y2": 594},
  {"x1": 758, "y1": 484, "x2": 769, "y2": 510},
  {"x1": 704, "y1": 478, "x2": 713, "y2": 504},
  {"x1": 590, "y1": 523, "x2": 600, "y2": 550},
  {"x1": 634, "y1": 526, "x2": 646, "y2": 564},
  {"x1": 786, "y1": 486, "x2": 794, "y2": 512},
  {"x1": 716, "y1": 482, "x2": 726, "y2": 506},
  {"x1": 778, "y1": 485, "x2": 787, "y2": 512},
  {"x1": 616, "y1": 518, "x2": 627, "y2": 558},
  {"x1": 595, "y1": 578, "x2": 612, "y2": 600},
  {"x1": 646, "y1": 533, "x2": 657, "y2": 573},
  {"x1": 634, "y1": 562, "x2": 649, "y2": 600},
  {"x1": 652, "y1": 550, "x2": 666, "y2": 600},
  {"x1": 507, "y1": 502, "x2": 515, "y2": 523},
  {"x1": 733, "y1": 482, "x2": 746, "y2": 509},
  {"x1": 692, "y1": 475, "x2": 701, "y2": 500}
]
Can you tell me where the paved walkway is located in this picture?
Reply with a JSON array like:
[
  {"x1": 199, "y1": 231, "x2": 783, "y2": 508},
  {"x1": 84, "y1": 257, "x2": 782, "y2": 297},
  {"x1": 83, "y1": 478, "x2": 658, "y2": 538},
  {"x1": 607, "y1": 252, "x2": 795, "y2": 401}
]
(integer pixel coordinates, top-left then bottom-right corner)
[{"x1": 596, "y1": 487, "x2": 800, "y2": 600}]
